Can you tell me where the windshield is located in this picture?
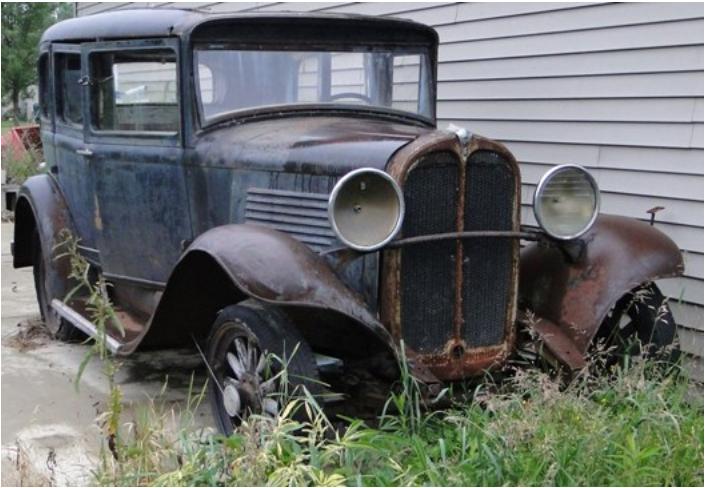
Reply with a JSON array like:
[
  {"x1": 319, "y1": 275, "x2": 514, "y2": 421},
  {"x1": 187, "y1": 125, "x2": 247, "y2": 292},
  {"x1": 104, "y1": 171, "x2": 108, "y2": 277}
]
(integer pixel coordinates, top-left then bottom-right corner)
[{"x1": 194, "y1": 47, "x2": 433, "y2": 124}]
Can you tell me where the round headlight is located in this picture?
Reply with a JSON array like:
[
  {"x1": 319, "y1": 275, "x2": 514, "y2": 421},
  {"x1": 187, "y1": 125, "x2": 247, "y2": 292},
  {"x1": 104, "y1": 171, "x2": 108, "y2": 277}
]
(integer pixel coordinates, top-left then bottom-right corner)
[
  {"x1": 328, "y1": 168, "x2": 404, "y2": 251},
  {"x1": 533, "y1": 164, "x2": 600, "y2": 240}
]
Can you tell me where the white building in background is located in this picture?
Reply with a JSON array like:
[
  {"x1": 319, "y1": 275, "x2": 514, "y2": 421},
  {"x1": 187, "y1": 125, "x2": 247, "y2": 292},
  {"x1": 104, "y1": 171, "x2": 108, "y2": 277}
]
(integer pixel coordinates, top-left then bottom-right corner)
[
  {"x1": 1, "y1": 86, "x2": 38, "y2": 122},
  {"x1": 76, "y1": 2, "x2": 704, "y2": 377}
]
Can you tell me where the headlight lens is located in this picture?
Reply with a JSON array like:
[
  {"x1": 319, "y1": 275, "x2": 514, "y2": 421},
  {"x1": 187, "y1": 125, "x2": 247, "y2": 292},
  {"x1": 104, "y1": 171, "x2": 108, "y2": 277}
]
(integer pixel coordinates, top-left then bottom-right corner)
[
  {"x1": 533, "y1": 165, "x2": 599, "y2": 240},
  {"x1": 328, "y1": 168, "x2": 404, "y2": 251}
]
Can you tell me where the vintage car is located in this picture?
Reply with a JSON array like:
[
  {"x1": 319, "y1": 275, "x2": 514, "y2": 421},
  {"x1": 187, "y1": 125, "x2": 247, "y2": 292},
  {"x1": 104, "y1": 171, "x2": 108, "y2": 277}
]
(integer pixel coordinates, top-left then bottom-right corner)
[{"x1": 14, "y1": 9, "x2": 683, "y2": 433}]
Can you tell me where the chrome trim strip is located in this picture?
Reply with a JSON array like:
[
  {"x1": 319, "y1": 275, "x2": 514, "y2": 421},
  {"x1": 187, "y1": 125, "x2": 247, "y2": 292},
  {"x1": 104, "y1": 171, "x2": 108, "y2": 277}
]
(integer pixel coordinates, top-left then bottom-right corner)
[{"x1": 51, "y1": 299, "x2": 123, "y2": 354}]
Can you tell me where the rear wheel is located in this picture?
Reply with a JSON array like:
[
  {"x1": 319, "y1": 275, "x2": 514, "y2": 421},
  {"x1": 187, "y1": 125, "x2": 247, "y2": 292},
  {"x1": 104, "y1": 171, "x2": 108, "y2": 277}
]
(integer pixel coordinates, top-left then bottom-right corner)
[
  {"x1": 32, "y1": 230, "x2": 82, "y2": 341},
  {"x1": 594, "y1": 283, "x2": 678, "y2": 366},
  {"x1": 206, "y1": 303, "x2": 320, "y2": 435}
]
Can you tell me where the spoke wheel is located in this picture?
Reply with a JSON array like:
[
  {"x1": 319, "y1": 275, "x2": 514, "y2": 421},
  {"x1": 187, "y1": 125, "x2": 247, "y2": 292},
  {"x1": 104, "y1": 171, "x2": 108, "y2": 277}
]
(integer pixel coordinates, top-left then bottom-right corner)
[
  {"x1": 206, "y1": 303, "x2": 321, "y2": 435},
  {"x1": 594, "y1": 283, "x2": 679, "y2": 367},
  {"x1": 221, "y1": 334, "x2": 278, "y2": 420}
]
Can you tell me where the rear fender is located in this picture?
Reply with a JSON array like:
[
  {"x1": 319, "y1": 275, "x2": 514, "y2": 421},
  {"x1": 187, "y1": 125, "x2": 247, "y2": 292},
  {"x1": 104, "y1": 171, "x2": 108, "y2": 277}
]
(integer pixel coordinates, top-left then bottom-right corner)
[
  {"x1": 13, "y1": 173, "x2": 75, "y2": 268},
  {"x1": 519, "y1": 214, "x2": 684, "y2": 368},
  {"x1": 12, "y1": 174, "x2": 76, "y2": 302},
  {"x1": 134, "y1": 224, "x2": 395, "y2": 357}
]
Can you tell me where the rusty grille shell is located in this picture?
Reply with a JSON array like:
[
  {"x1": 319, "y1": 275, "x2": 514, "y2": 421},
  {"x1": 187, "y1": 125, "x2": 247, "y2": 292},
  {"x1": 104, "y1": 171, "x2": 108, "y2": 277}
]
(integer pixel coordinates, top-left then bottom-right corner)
[{"x1": 382, "y1": 133, "x2": 521, "y2": 380}]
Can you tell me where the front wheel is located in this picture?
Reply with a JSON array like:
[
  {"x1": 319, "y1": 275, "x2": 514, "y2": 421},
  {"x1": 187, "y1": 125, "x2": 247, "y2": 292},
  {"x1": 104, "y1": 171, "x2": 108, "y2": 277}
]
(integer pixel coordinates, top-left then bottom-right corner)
[
  {"x1": 206, "y1": 303, "x2": 320, "y2": 435},
  {"x1": 594, "y1": 283, "x2": 679, "y2": 366}
]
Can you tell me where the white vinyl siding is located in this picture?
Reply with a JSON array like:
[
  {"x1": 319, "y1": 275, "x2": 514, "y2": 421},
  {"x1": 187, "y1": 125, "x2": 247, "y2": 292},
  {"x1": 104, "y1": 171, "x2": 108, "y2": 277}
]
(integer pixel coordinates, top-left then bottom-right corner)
[{"x1": 77, "y1": 2, "x2": 704, "y2": 379}]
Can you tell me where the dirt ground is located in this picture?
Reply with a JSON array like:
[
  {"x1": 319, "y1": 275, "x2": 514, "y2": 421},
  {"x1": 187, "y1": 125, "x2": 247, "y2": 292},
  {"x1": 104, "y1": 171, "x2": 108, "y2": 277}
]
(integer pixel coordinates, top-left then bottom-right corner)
[{"x1": 0, "y1": 223, "x2": 212, "y2": 486}]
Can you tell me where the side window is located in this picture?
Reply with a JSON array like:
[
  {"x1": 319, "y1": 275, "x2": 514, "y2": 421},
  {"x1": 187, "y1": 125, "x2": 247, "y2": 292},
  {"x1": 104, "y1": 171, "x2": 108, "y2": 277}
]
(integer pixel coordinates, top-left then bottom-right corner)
[
  {"x1": 38, "y1": 53, "x2": 50, "y2": 119},
  {"x1": 54, "y1": 53, "x2": 83, "y2": 125},
  {"x1": 90, "y1": 49, "x2": 178, "y2": 133}
]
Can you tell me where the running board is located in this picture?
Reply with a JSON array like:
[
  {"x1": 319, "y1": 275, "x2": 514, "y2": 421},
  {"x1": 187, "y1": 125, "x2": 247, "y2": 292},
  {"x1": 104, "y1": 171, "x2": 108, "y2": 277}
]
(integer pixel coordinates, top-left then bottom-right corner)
[{"x1": 50, "y1": 299, "x2": 124, "y2": 354}]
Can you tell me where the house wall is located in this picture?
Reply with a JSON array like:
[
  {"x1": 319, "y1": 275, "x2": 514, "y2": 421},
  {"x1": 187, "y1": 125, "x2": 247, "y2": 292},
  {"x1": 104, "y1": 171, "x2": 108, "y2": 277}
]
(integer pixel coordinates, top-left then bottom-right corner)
[{"x1": 76, "y1": 2, "x2": 704, "y2": 379}]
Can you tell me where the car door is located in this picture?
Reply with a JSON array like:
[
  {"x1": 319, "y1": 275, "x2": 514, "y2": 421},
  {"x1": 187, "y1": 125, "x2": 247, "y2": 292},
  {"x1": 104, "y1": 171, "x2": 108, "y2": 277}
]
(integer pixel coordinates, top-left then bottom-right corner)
[
  {"x1": 81, "y1": 38, "x2": 192, "y2": 285},
  {"x1": 51, "y1": 43, "x2": 99, "y2": 255}
]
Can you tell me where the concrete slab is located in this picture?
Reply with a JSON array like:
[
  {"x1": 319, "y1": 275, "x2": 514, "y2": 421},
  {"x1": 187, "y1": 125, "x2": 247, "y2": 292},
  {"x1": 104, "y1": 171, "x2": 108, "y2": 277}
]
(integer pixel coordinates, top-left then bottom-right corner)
[{"x1": 1, "y1": 223, "x2": 212, "y2": 486}]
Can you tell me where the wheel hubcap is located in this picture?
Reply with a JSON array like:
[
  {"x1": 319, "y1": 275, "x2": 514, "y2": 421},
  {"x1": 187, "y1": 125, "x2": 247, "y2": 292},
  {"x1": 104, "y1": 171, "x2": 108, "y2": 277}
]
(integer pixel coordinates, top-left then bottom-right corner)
[{"x1": 222, "y1": 337, "x2": 277, "y2": 419}]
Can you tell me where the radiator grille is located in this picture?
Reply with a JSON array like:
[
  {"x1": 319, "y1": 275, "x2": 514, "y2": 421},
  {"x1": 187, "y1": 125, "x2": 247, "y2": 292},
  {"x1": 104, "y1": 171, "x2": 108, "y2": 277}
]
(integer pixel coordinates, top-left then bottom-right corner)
[
  {"x1": 245, "y1": 188, "x2": 334, "y2": 250},
  {"x1": 396, "y1": 149, "x2": 517, "y2": 355},
  {"x1": 400, "y1": 153, "x2": 459, "y2": 352},
  {"x1": 462, "y1": 151, "x2": 515, "y2": 347}
]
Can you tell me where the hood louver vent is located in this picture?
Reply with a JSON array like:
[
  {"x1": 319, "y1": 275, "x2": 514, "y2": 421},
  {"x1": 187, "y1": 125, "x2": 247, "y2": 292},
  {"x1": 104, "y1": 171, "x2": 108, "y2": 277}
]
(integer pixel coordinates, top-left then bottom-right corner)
[{"x1": 245, "y1": 187, "x2": 335, "y2": 251}]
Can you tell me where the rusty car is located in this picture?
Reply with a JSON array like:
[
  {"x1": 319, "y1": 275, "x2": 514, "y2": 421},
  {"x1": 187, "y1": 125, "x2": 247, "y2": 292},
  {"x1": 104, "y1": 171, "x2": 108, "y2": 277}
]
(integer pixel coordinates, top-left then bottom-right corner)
[{"x1": 13, "y1": 9, "x2": 684, "y2": 433}]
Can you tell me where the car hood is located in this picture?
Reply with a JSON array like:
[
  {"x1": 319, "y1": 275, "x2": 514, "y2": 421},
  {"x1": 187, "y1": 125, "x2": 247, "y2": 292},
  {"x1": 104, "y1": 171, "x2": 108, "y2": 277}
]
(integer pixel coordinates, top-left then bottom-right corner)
[{"x1": 191, "y1": 115, "x2": 433, "y2": 176}]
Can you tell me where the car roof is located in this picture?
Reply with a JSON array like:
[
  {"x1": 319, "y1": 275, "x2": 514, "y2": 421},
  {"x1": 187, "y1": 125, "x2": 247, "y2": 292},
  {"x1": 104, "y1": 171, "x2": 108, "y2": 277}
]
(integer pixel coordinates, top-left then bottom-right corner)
[{"x1": 40, "y1": 8, "x2": 437, "y2": 45}]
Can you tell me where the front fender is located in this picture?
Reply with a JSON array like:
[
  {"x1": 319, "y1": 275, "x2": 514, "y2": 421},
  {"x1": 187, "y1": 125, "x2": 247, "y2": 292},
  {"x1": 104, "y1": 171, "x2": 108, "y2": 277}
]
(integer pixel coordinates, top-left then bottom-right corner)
[
  {"x1": 136, "y1": 224, "x2": 394, "y2": 357},
  {"x1": 520, "y1": 214, "x2": 684, "y2": 367}
]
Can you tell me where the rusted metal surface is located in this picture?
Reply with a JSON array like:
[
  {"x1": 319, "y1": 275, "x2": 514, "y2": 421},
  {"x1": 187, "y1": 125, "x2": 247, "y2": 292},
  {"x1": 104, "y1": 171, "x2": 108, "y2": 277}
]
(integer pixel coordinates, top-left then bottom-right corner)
[
  {"x1": 386, "y1": 230, "x2": 538, "y2": 248},
  {"x1": 646, "y1": 206, "x2": 665, "y2": 226},
  {"x1": 382, "y1": 133, "x2": 522, "y2": 381},
  {"x1": 519, "y1": 214, "x2": 684, "y2": 364},
  {"x1": 322, "y1": 229, "x2": 541, "y2": 257},
  {"x1": 187, "y1": 115, "x2": 434, "y2": 310},
  {"x1": 518, "y1": 311, "x2": 586, "y2": 370},
  {"x1": 134, "y1": 224, "x2": 396, "y2": 356},
  {"x1": 191, "y1": 116, "x2": 430, "y2": 178}
]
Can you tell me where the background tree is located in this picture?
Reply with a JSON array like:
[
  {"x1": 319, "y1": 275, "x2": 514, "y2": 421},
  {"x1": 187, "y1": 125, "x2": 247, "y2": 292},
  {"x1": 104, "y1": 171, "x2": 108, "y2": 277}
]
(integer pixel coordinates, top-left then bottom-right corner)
[{"x1": 1, "y1": 2, "x2": 72, "y2": 120}]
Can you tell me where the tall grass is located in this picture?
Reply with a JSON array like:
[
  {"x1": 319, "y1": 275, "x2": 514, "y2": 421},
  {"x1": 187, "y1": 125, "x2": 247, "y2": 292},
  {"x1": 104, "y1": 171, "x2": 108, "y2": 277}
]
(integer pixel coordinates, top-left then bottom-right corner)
[{"x1": 95, "y1": 356, "x2": 703, "y2": 487}]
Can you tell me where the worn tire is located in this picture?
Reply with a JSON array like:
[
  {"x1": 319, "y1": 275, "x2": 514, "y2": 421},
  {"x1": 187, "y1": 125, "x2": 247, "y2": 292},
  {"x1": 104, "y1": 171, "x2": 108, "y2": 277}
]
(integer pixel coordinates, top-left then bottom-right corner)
[
  {"x1": 206, "y1": 302, "x2": 321, "y2": 435},
  {"x1": 595, "y1": 283, "x2": 678, "y2": 365},
  {"x1": 32, "y1": 230, "x2": 83, "y2": 341}
]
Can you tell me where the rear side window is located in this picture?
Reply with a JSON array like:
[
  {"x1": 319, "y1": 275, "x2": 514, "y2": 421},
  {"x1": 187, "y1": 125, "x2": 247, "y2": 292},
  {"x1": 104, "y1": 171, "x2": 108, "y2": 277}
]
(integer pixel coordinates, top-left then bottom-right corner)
[
  {"x1": 89, "y1": 49, "x2": 178, "y2": 133},
  {"x1": 54, "y1": 53, "x2": 83, "y2": 125}
]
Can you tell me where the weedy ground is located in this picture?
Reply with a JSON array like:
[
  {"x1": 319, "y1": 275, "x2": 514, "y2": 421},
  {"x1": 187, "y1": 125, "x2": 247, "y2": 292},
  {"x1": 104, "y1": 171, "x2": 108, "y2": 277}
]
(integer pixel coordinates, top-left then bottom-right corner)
[
  {"x1": 91, "y1": 357, "x2": 703, "y2": 487},
  {"x1": 56, "y1": 232, "x2": 703, "y2": 487}
]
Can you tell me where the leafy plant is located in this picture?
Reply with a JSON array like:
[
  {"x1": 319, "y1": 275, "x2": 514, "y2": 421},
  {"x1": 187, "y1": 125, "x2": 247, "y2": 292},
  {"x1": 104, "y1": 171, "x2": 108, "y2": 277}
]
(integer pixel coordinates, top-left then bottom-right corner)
[{"x1": 55, "y1": 229, "x2": 125, "y2": 460}]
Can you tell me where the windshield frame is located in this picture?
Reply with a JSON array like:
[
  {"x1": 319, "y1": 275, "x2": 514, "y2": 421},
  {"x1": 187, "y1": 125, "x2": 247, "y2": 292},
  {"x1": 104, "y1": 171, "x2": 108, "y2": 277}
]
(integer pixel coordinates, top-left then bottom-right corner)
[{"x1": 190, "y1": 42, "x2": 436, "y2": 130}]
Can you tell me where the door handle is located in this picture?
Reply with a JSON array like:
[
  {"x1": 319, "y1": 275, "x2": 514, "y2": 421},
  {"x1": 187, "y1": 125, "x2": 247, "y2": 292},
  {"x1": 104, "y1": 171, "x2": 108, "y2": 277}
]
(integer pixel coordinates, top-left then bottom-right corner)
[{"x1": 76, "y1": 148, "x2": 93, "y2": 157}]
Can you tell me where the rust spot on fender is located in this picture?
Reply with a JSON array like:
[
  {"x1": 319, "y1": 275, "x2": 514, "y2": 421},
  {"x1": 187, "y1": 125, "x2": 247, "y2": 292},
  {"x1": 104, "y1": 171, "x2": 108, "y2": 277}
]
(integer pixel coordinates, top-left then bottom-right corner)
[{"x1": 520, "y1": 214, "x2": 684, "y2": 364}]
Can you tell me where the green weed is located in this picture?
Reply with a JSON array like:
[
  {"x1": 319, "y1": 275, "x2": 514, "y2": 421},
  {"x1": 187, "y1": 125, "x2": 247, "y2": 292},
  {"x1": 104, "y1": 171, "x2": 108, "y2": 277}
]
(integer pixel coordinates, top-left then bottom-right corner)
[{"x1": 93, "y1": 354, "x2": 703, "y2": 487}]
